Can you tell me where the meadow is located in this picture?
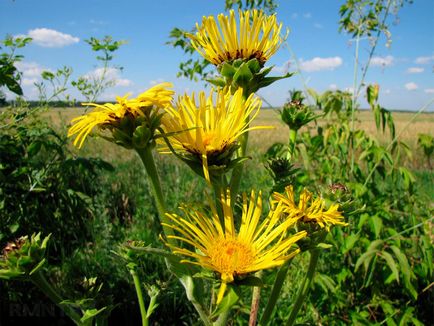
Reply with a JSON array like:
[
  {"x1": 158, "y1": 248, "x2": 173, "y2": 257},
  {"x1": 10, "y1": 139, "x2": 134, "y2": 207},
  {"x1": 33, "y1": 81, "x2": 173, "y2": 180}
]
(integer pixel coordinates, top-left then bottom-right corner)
[{"x1": 1, "y1": 1, "x2": 433, "y2": 325}]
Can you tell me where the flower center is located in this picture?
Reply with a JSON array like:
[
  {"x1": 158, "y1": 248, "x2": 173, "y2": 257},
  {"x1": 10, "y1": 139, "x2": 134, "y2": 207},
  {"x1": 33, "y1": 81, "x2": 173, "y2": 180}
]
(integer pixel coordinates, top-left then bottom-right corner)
[{"x1": 208, "y1": 238, "x2": 255, "y2": 281}]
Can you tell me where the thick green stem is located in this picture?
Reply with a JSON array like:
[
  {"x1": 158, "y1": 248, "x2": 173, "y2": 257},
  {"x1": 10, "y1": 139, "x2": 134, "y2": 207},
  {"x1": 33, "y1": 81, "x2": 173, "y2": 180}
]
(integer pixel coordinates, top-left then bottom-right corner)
[
  {"x1": 138, "y1": 147, "x2": 212, "y2": 325},
  {"x1": 287, "y1": 129, "x2": 298, "y2": 161},
  {"x1": 285, "y1": 249, "x2": 321, "y2": 326},
  {"x1": 230, "y1": 129, "x2": 249, "y2": 200},
  {"x1": 136, "y1": 146, "x2": 174, "y2": 239},
  {"x1": 130, "y1": 269, "x2": 148, "y2": 326},
  {"x1": 30, "y1": 271, "x2": 82, "y2": 325},
  {"x1": 260, "y1": 259, "x2": 293, "y2": 325}
]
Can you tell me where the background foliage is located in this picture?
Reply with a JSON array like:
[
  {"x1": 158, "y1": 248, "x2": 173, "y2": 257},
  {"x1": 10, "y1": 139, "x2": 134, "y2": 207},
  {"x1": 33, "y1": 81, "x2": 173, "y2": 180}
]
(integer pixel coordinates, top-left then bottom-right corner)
[{"x1": 0, "y1": 0, "x2": 432, "y2": 325}]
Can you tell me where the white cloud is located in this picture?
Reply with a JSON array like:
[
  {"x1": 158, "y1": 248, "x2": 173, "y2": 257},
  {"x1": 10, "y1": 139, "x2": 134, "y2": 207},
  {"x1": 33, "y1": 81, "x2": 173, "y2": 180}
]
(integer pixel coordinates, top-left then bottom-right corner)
[
  {"x1": 150, "y1": 78, "x2": 165, "y2": 85},
  {"x1": 85, "y1": 67, "x2": 132, "y2": 87},
  {"x1": 345, "y1": 87, "x2": 354, "y2": 95},
  {"x1": 371, "y1": 55, "x2": 394, "y2": 67},
  {"x1": 405, "y1": 82, "x2": 418, "y2": 91},
  {"x1": 291, "y1": 13, "x2": 298, "y2": 19},
  {"x1": 25, "y1": 28, "x2": 79, "y2": 47},
  {"x1": 303, "y1": 13, "x2": 312, "y2": 19},
  {"x1": 406, "y1": 67, "x2": 424, "y2": 73},
  {"x1": 314, "y1": 23, "x2": 323, "y2": 29},
  {"x1": 424, "y1": 88, "x2": 434, "y2": 94},
  {"x1": 299, "y1": 56, "x2": 343, "y2": 72},
  {"x1": 15, "y1": 61, "x2": 49, "y2": 78},
  {"x1": 384, "y1": 89, "x2": 391, "y2": 94},
  {"x1": 414, "y1": 55, "x2": 434, "y2": 64},
  {"x1": 116, "y1": 79, "x2": 132, "y2": 87},
  {"x1": 329, "y1": 84, "x2": 338, "y2": 90},
  {"x1": 271, "y1": 61, "x2": 292, "y2": 74},
  {"x1": 21, "y1": 78, "x2": 39, "y2": 86}
]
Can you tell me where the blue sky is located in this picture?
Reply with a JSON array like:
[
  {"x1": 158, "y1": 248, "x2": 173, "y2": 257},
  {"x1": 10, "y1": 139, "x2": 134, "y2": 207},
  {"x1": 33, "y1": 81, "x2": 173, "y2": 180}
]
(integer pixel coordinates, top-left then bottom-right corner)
[{"x1": 1, "y1": 0, "x2": 433, "y2": 110}]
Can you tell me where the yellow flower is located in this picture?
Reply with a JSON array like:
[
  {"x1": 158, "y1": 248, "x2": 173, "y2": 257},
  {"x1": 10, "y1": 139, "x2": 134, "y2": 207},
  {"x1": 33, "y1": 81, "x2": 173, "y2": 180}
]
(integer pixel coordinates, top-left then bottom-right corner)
[
  {"x1": 68, "y1": 83, "x2": 174, "y2": 148},
  {"x1": 161, "y1": 87, "x2": 265, "y2": 182},
  {"x1": 273, "y1": 185, "x2": 348, "y2": 230},
  {"x1": 189, "y1": 9, "x2": 283, "y2": 66},
  {"x1": 163, "y1": 189, "x2": 307, "y2": 303}
]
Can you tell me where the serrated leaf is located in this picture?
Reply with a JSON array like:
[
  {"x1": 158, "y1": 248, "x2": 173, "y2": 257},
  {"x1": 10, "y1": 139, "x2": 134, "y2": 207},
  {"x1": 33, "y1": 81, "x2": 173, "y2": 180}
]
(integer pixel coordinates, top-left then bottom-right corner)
[
  {"x1": 380, "y1": 251, "x2": 399, "y2": 284},
  {"x1": 370, "y1": 215, "x2": 383, "y2": 238},
  {"x1": 367, "y1": 239, "x2": 384, "y2": 252},
  {"x1": 355, "y1": 251, "x2": 376, "y2": 272}
]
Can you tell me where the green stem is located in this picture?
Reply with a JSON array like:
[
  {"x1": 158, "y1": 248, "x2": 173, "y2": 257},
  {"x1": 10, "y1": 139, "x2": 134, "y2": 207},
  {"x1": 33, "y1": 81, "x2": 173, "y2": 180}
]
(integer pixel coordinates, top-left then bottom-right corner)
[
  {"x1": 213, "y1": 309, "x2": 230, "y2": 326},
  {"x1": 130, "y1": 268, "x2": 148, "y2": 326},
  {"x1": 230, "y1": 129, "x2": 249, "y2": 200},
  {"x1": 138, "y1": 147, "x2": 212, "y2": 325},
  {"x1": 136, "y1": 146, "x2": 174, "y2": 240},
  {"x1": 287, "y1": 129, "x2": 298, "y2": 161},
  {"x1": 285, "y1": 249, "x2": 321, "y2": 326},
  {"x1": 230, "y1": 92, "x2": 251, "y2": 201},
  {"x1": 350, "y1": 32, "x2": 360, "y2": 174},
  {"x1": 30, "y1": 271, "x2": 82, "y2": 325},
  {"x1": 260, "y1": 259, "x2": 293, "y2": 325}
]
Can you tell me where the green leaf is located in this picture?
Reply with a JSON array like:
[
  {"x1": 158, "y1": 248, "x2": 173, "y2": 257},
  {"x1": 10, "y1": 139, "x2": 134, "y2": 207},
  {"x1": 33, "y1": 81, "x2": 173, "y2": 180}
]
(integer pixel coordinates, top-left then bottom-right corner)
[
  {"x1": 211, "y1": 285, "x2": 239, "y2": 318},
  {"x1": 366, "y1": 84, "x2": 379, "y2": 106},
  {"x1": 80, "y1": 307, "x2": 107, "y2": 323},
  {"x1": 342, "y1": 234, "x2": 359, "y2": 254},
  {"x1": 206, "y1": 77, "x2": 226, "y2": 88},
  {"x1": 29, "y1": 258, "x2": 46, "y2": 275},
  {"x1": 220, "y1": 62, "x2": 236, "y2": 78},
  {"x1": 246, "y1": 58, "x2": 261, "y2": 73},
  {"x1": 317, "y1": 243, "x2": 333, "y2": 249},
  {"x1": 232, "y1": 62, "x2": 253, "y2": 85},
  {"x1": 355, "y1": 250, "x2": 376, "y2": 272},
  {"x1": 256, "y1": 72, "x2": 295, "y2": 89},
  {"x1": 380, "y1": 251, "x2": 399, "y2": 283},
  {"x1": 370, "y1": 215, "x2": 383, "y2": 238}
]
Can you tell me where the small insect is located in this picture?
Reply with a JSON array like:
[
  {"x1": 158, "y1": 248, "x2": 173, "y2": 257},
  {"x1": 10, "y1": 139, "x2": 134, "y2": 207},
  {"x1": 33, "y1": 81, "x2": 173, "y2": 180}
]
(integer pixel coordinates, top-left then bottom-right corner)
[{"x1": 329, "y1": 183, "x2": 348, "y2": 194}]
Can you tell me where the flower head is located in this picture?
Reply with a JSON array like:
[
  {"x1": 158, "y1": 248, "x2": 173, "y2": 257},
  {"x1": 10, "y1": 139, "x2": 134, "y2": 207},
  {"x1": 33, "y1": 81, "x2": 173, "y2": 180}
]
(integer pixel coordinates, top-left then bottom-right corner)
[
  {"x1": 163, "y1": 190, "x2": 306, "y2": 303},
  {"x1": 273, "y1": 185, "x2": 348, "y2": 231},
  {"x1": 189, "y1": 9, "x2": 283, "y2": 66},
  {"x1": 161, "y1": 87, "x2": 265, "y2": 182},
  {"x1": 68, "y1": 83, "x2": 174, "y2": 148}
]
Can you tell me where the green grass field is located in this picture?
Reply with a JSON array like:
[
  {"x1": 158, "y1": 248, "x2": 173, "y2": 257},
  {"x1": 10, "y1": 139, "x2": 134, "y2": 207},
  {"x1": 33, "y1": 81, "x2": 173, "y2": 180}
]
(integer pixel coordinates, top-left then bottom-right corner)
[{"x1": 44, "y1": 107, "x2": 434, "y2": 168}]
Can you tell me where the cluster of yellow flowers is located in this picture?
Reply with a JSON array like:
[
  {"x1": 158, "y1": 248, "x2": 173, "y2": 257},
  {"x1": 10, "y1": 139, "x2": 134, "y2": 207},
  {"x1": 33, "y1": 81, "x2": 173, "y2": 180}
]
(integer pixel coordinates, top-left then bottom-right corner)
[{"x1": 68, "y1": 9, "x2": 347, "y2": 305}]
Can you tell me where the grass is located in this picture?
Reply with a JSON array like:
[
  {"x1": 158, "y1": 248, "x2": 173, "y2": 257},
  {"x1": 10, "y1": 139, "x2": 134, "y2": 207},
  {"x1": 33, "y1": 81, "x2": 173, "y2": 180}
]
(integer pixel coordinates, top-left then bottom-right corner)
[{"x1": 43, "y1": 106, "x2": 433, "y2": 200}]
